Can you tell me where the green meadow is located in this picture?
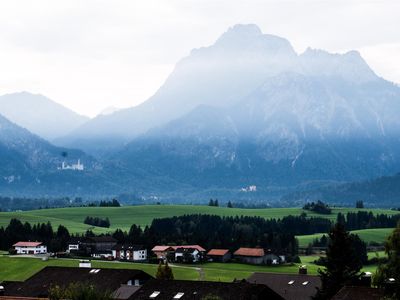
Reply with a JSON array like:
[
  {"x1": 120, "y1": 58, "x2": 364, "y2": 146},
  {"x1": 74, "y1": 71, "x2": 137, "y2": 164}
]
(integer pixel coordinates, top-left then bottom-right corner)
[
  {"x1": 0, "y1": 254, "x2": 383, "y2": 283},
  {"x1": 0, "y1": 205, "x2": 397, "y2": 234},
  {"x1": 297, "y1": 228, "x2": 393, "y2": 247}
]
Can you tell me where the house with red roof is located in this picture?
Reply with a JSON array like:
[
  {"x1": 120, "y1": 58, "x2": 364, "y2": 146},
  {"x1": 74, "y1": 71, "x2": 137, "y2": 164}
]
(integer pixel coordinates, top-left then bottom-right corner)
[
  {"x1": 207, "y1": 249, "x2": 231, "y2": 262},
  {"x1": 151, "y1": 246, "x2": 175, "y2": 259},
  {"x1": 233, "y1": 248, "x2": 284, "y2": 265},
  {"x1": 13, "y1": 242, "x2": 47, "y2": 255},
  {"x1": 152, "y1": 245, "x2": 206, "y2": 262},
  {"x1": 234, "y1": 247, "x2": 265, "y2": 264}
]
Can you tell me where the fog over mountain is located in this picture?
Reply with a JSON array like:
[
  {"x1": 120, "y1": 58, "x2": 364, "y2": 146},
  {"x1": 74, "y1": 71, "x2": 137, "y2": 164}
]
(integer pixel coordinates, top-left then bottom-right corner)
[
  {"x1": 59, "y1": 25, "x2": 399, "y2": 154},
  {"x1": 57, "y1": 24, "x2": 300, "y2": 154},
  {"x1": 111, "y1": 24, "x2": 400, "y2": 198},
  {"x1": 0, "y1": 92, "x2": 89, "y2": 141},
  {"x1": 2, "y1": 24, "x2": 400, "y2": 204}
]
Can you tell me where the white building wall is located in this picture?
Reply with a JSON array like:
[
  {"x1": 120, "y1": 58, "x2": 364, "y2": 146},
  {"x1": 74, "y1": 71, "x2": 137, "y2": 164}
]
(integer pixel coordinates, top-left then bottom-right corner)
[
  {"x1": 133, "y1": 249, "x2": 147, "y2": 261},
  {"x1": 15, "y1": 245, "x2": 47, "y2": 254}
]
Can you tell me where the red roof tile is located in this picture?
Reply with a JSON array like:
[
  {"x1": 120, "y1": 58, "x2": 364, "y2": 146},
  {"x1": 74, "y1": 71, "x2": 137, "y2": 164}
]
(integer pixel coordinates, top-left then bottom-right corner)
[
  {"x1": 151, "y1": 246, "x2": 174, "y2": 252},
  {"x1": 207, "y1": 249, "x2": 230, "y2": 256},
  {"x1": 13, "y1": 242, "x2": 43, "y2": 247},
  {"x1": 234, "y1": 248, "x2": 265, "y2": 257}
]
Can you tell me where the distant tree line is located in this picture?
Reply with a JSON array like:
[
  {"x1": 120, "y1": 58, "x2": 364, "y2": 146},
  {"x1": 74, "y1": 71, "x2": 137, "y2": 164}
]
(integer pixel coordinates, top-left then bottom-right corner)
[
  {"x1": 87, "y1": 199, "x2": 121, "y2": 207},
  {"x1": 208, "y1": 199, "x2": 219, "y2": 207},
  {"x1": 303, "y1": 200, "x2": 332, "y2": 214},
  {"x1": 83, "y1": 216, "x2": 110, "y2": 228},
  {"x1": 336, "y1": 211, "x2": 400, "y2": 231},
  {"x1": 100, "y1": 199, "x2": 120, "y2": 207},
  {"x1": 355, "y1": 200, "x2": 364, "y2": 208},
  {"x1": 0, "y1": 196, "x2": 123, "y2": 212}
]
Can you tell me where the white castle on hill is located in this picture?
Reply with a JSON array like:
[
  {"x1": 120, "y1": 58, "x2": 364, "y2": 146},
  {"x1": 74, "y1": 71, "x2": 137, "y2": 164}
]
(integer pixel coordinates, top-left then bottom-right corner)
[
  {"x1": 240, "y1": 185, "x2": 257, "y2": 192},
  {"x1": 58, "y1": 159, "x2": 84, "y2": 171}
]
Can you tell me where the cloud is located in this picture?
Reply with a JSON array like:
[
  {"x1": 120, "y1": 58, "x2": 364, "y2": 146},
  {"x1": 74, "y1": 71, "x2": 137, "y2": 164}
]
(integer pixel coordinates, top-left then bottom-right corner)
[{"x1": 0, "y1": 0, "x2": 398, "y2": 116}]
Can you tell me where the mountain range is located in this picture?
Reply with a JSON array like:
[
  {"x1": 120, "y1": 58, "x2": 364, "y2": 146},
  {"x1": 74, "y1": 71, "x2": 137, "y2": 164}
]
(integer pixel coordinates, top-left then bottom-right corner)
[
  {"x1": 0, "y1": 92, "x2": 89, "y2": 141},
  {"x1": 1, "y1": 24, "x2": 400, "y2": 205}
]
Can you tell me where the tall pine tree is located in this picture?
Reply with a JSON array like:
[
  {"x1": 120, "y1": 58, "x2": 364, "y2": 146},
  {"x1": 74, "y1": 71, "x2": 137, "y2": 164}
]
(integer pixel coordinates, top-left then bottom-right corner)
[
  {"x1": 374, "y1": 222, "x2": 400, "y2": 298},
  {"x1": 314, "y1": 223, "x2": 362, "y2": 299}
]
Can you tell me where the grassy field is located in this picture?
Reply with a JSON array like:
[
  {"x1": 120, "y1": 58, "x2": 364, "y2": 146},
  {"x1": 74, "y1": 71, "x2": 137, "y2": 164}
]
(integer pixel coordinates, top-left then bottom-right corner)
[
  {"x1": 0, "y1": 256, "x2": 321, "y2": 283},
  {"x1": 297, "y1": 228, "x2": 393, "y2": 247},
  {"x1": 0, "y1": 254, "x2": 382, "y2": 283},
  {"x1": 1, "y1": 205, "x2": 398, "y2": 234}
]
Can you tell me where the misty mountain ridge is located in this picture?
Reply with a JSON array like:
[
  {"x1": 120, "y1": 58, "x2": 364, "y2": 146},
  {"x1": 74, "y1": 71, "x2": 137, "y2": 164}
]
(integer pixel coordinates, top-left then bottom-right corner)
[
  {"x1": 2, "y1": 24, "x2": 400, "y2": 204},
  {"x1": 60, "y1": 24, "x2": 383, "y2": 153},
  {"x1": 0, "y1": 92, "x2": 89, "y2": 140},
  {"x1": 110, "y1": 24, "x2": 400, "y2": 198}
]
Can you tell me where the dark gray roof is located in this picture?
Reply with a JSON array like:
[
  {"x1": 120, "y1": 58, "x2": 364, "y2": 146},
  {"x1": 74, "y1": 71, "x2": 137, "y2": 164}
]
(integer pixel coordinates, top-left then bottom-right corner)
[
  {"x1": 133, "y1": 279, "x2": 284, "y2": 300},
  {"x1": 112, "y1": 244, "x2": 146, "y2": 251},
  {"x1": 112, "y1": 284, "x2": 142, "y2": 300},
  {"x1": 175, "y1": 247, "x2": 197, "y2": 254},
  {"x1": 331, "y1": 286, "x2": 385, "y2": 300},
  {"x1": 3, "y1": 266, "x2": 152, "y2": 298},
  {"x1": 247, "y1": 272, "x2": 321, "y2": 300}
]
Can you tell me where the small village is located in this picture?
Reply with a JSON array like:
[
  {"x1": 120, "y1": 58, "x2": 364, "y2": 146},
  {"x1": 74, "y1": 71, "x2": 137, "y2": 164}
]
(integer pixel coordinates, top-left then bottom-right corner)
[
  {"x1": 12, "y1": 237, "x2": 288, "y2": 265},
  {"x1": 0, "y1": 237, "x2": 381, "y2": 299}
]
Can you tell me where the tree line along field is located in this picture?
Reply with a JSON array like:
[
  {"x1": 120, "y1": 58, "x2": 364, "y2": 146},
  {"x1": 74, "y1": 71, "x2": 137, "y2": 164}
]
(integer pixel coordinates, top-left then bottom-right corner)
[{"x1": 0, "y1": 205, "x2": 398, "y2": 233}]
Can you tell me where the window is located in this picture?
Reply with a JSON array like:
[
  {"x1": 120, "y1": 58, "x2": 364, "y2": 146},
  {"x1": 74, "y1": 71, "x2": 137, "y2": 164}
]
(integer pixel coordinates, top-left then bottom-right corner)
[
  {"x1": 302, "y1": 281, "x2": 309, "y2": 285},
  {"x1": 173, "y1": 292, "x2": 184, "y2": 299},
  {"x1": 149, "y1": 291, "x2": 160, "y2": 298},
  {"x1": 288, "y1": 280, "x2": 295, "y2": 285}
]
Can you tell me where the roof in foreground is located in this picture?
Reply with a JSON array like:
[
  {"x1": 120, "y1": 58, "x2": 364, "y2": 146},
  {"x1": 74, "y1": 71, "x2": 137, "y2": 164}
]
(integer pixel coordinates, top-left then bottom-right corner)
[
  {"x1": 2, "y1": 266, "x2": 152, "y2": 298},
  {"x1": 234, "y1": 247, "x2": 264, "y2": 257},
  {"x1": 133, "y1": 279, "x2": 284, "y2": 300},
  {"x1": 331, "y1": 286, "x2": 385, "y2": 300},
  {"x1": 207, "y1": 249, "x2": 230, "y2": 256},
  {"x1": 247, "y1": 272, "x2": 321, "y2": 300},
  {"x1": 12, "y1": 242, "x2": 43, "y2": 247}
]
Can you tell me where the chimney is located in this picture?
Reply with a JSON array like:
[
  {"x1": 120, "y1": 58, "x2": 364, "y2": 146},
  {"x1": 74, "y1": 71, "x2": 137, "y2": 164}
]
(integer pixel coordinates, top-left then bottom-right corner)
[
  {"x1": 360, "y1": 272, "x2": 372, "y2": 287},
  {"x1": 79, "y1": 260, "x2": 92, "y2": 268},
  {"x1": 299, "y1": 265, "x2": 307, "y2": 275}
]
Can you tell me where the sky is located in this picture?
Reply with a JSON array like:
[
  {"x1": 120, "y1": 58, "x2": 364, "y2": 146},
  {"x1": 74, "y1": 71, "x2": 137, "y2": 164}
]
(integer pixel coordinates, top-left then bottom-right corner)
[{"x1": 0, "y1": 0, "x2": 399, "y2": 117}]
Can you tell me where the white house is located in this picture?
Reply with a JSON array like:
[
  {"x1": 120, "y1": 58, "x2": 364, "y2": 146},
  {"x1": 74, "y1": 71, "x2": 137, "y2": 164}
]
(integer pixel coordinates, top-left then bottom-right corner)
[
  {"x1": 174, "y1": 247, "x2": 202, "y2": 263},
  {"x1": 13, "y1": 241, "x2": 47, "y2": 255},
  {"x1": 112, "y1": 244, "x2": 147, "y2": 261}
]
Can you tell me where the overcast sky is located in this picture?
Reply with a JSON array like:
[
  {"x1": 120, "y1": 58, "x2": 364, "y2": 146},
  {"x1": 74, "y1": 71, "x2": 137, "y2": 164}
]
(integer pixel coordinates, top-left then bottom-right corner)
[{"x1": 0, "y1": 0, "x2": 399, "y2": 117}]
